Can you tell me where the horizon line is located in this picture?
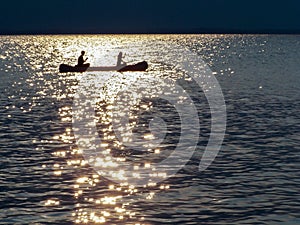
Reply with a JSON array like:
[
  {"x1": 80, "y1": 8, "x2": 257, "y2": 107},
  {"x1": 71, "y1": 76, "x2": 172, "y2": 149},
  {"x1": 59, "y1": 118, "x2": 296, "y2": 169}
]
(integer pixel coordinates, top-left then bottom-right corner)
[
  {"x1": 1, "y1": 27, "x2": 300, "y2": 36},
  {"x1": 1, "y1": 31, "x2": 300, "y2": 36}
]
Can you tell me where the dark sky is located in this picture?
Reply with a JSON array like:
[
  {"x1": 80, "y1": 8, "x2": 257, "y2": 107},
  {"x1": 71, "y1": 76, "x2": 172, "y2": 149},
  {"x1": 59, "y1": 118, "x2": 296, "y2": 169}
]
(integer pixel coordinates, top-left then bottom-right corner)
[{"x1": 1, "y1": 0, "x2": 300, "y2": 34}]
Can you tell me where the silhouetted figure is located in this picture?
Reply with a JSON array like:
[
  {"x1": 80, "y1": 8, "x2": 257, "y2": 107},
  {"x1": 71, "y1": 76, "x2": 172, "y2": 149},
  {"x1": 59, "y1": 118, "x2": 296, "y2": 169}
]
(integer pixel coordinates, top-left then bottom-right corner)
[
  {"x1": 116, "y1": 52, "x2": 126, "y2": 67},
  {"x1": 76, "y1": 51, "x2": 88, "y2": 67}
]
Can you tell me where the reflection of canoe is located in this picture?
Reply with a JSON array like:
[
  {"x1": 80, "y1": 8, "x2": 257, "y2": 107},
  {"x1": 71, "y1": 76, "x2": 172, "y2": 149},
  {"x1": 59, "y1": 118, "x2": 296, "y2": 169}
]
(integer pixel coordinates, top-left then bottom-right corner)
[
  {"x1": 118, "y1": 61, "x2": 148, "y2": 72},
  {"x1": 59, "y1": 63, "x2": 90, "y2": 73},
  {"x1": 59, "y1": 61, "x2": 148, "y2": 73}
]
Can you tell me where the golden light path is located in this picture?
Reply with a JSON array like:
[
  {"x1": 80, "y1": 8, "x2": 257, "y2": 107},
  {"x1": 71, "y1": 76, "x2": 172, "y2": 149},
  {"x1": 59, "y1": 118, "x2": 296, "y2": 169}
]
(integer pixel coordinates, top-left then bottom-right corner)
[{"x1": 45, "y1": 35, "x2": 179, "y2": 224}]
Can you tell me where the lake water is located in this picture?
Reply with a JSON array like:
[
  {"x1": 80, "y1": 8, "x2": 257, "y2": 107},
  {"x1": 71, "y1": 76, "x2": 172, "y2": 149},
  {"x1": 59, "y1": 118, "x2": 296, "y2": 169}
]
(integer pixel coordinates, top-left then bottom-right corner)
[{"x1": 0, "y1": 34, "x2": 299, "y2": 224}]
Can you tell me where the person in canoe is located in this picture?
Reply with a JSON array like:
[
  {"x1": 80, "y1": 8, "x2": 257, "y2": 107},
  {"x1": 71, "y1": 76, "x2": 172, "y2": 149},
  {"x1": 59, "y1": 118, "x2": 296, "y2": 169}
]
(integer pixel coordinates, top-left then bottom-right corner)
[
  {"x1": 116, "y1": 52, "x2": 127, "y2": 67},
  {"x1": 76, "y1": 51, "x2": 89, "y2": 67}
]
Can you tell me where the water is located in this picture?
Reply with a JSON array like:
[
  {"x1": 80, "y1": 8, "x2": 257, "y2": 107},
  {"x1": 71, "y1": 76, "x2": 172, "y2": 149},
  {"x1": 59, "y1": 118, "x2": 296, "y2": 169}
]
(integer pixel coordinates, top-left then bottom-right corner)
[{"x1": 0, "y1": 34, "x2": 299, "y2": 224}]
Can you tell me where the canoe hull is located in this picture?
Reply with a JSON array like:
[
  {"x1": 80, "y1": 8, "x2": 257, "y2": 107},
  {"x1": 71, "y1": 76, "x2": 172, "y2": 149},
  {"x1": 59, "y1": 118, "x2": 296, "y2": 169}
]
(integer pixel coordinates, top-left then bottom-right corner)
[
  {"x1": 88, "y1": 65, "x2": 124, "y2": 71},
  {"x1": 118, "y1": 61, "x2": 148, "y2": 72},
  {"x1": 59, "y1": 64, "x2": 90, "y2": 73},
  {"x1": 59, "y1": 61, "x2": 148, "y2": 73}
]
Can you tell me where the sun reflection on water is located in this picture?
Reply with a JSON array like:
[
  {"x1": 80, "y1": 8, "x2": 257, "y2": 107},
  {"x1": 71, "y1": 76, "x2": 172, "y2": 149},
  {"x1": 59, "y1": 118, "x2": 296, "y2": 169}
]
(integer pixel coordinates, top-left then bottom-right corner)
[
  {"x1": 37, "y1": 35, "x2": 199, "y2": 224},
  {"x1": 5, "y1": 34, "x2": 298, "y2": 225},
  {"x1": 53, "y1": 72, "x2": 172, "y2": 223},
  {"x1": 0, "y1": 34, "x2": 214, "y2": 224}
]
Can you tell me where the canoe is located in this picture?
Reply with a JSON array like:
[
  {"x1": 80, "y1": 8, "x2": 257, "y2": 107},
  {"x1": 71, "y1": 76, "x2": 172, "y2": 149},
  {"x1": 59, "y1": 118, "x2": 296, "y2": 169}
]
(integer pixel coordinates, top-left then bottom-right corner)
[
  {"x1": 118, "y1": 61, "x2": 148, "y2": 72},
  {"x1": 59, "y1": 61, "x2": 148, "y2": 73},
  {"x1": 88, "y1": 65, "x2": 125, "y2": 71},
  {"x1": 59, "y1": 63, "x2": 90, "y2": 73}
]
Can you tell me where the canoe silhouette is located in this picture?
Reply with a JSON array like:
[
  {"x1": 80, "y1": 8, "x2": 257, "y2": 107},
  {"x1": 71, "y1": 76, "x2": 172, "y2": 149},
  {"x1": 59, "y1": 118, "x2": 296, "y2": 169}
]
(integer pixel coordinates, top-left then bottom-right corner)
[
  {"x1": 59, "y1": 61, "x2": 148, "y2": 73},
  {"x1": 59, "y1": 63, "x2": 90, "y2": 73},
  {"x1": 118, "y1": 61, "x2": 148, "y2": 72}
]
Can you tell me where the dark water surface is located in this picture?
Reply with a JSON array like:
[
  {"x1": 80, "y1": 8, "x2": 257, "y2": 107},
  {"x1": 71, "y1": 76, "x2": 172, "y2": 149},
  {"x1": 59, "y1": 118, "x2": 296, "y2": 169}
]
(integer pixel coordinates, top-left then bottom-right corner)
[{"x1": 0, "y1": 35, "x2": 299, "y2": 224}]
